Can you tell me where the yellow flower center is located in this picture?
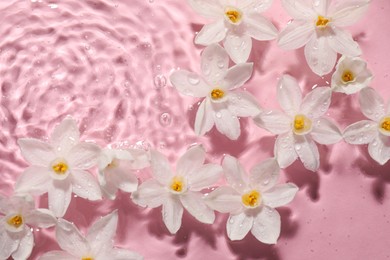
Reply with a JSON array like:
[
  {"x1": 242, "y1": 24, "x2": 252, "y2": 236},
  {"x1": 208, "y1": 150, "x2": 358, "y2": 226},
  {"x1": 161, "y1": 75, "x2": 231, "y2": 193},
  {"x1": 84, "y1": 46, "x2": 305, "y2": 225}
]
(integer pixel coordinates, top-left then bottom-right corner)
[
  {"x1": 242, "y1": 190, "x2": 261, "y2": 208},
  {"x1": 293, "y1": 114, "x2": 312, "y2": 134},
  {"x1": 341, "y1": 70, "x2": 355, "y2": 83},
  {"x1": 225, "y1": 8, "x2": 242, "y2": 24},
  {"x1": 52, "y1": 161, "x2": 68, "y2": 175},
  {"x1": 316, "y1": 16, "x2": 329, "y2": 28},
  {"x1": 381, "y1": 118, "x2": 390, "y2": 131},
  {"x1": 210, "y1": 88, "x2": 225, "y2": 100},
  {"x1": 170, "y1": 176, "x2": 184, "y2": 192},
  {"x1": 107, "y1": 159, "x2": 118, "y2": 169},
  {"x1": 82, "y1": 257, "x2": 94, "y2": 260},
  {"x1": 7, "y1": 215, "x2": 23, "y2": 228}
]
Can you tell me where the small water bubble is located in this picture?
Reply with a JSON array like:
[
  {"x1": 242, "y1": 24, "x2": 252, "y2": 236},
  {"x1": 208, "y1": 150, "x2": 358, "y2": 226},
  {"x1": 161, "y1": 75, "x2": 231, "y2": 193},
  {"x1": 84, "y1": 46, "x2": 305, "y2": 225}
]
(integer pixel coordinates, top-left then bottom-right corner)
[
  {"x1": 187, "y1": 74, "x2": 200, "y2": 85},
  {"x1": 215, "y1": 112, "x2": 222, "y2": 119},
  {"x1": 159, "y1": 112, "x2": 172, "y2": 126},
  {"x1": 229, "y1": 218, "x2": 234, "y2": 224},
  {"x1": 154, "y1": 74, "x2": 167, "y2": 89}
]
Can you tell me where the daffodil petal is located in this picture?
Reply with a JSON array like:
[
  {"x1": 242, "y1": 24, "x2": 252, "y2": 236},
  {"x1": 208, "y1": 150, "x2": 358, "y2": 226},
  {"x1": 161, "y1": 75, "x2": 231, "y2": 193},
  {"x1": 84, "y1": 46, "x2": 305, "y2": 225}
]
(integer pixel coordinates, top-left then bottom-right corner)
[
  {"x1": 56, "y1": 218, "x2": 89, "y2": 256},
  {"x1": 131, "y1": 179, "x2": 167, "y2": 208},
  {"x1": 250, "y1": 158, "x2": 280, "y2": 192},
  {"x1": 170, "y1": 70, "x2": 210, "y2": 97},
  {"x1": 300, "y1": 87, "x2": 332, "y2": 119},
  {"x1": 221, "y1": 63, "x2": 253, "y2": 90},
  {"x1": 224, "y1": 33, "x2": 252, "y2": 64},
  {"x1": 50, "y1": 117, "x2": 80, "y2": 155},
  {"x1": 239, "y1": 0, "x2": 273, "y2": 12},
  {"x1": 213, "y1": 105, "x2": 241, "y2": 140},
  {"x1": 67, "y1": 142, "x2": 100, "y2": 169},
  {"x1": 277, "y1": 75, "x2": 302, "y2": 116},
  {"x1": 106, "y1": 167, "x2": 138, "y2": 193},
  {"x1": 359, "y1": 87, "x2": 385, "y2": 122},
  {"x1": 227, "y1": 91, "x2": 262, "y2": 117},
  {"x1": 127, "y1": 148, "x2": 150, "y2": 169},
  {"x1": 17, "y1": 138, "x2": 56, "y2": 166},
  {"x1": 39, "y1": 251, "x2": 76, "y2": 260},
  {"x1": 188, "y1": 164, "x2": 222, "y2": 191},
  {"x1": 71, "y1": 169, "x2": 102, "y2": 201},
  {"x1": 180, "y1": 191, "x2": 215, "y2": 224},
  {"x1": 226, "y1": 212, "x2": 253, "y2": 241},
  {"x1": 12, "y1": 228, "x2": 33, "y2": 260},
  {"x1": 251, "y1": 206, "x2": 281, "y2": 244},
  {"x1": 281, "y1": 0, "x2": 316, "y2": 19},
  {"x1": 177, "y1": 145, "x2": 205, "y2": 177},
  {"x1": 253, "y1": 109, "x2": 292, "y2": 135},
  {"x1": 278, "y1": 20, "x2": 314, "y2": 50},
  {"x1": 343, "y1": 120, "x2": 377, "y2": 144},
  {"x1": 313, "y1": 0, "x2": 329, "y2": 14},
  {"x1": 24, "y1": 208, "x2": 57, "y2": 228},
  {"x1": 304, "y1": 36, "x2": 337, "y2": 76},
  {"x1": 195, "y1": 20, "x2": 227, "y2": 46},
  {"x1": 201, "y1": 43, "x2": 229, "y2": 85},
  {"x1": 0, "y1": 225, "x2": 19, "y2": 259},
  {"x1": 294, "y1": 135, "x2": 320, "y2": 172},
  {"x1": 327, "y1": 27, "x2": 361, "y2": 57},
  {"x1": 194, "y1": 98, "x2": 215, "y2": 137},
  {"x1": 311, "y1": 117, "x2": 342, "y2": 145},
  {"x1": 263, "y1": 183, "x2": 299, "y2": 208},
  {"x1": 48, "y1": 179, "x2": 72, "y2": 217},
  {"x1": 368, "y1": 135, "x2": 390, "y2": 165},
  {"x1": 15, "y1": 166, "x2": 51, "y2": 195},
  {"x1": 275, "y1": 132, "x2": 298, "y2": 169},
  {"x1": 111, "y1": 248, "x2": 144, "y2": 260},
  {"x1": 204, "y1": 186, "x2": 243, "y2": 214},
  {"x1": 331, "y1": 0, "x2": 370, "y2": 27},
  {"x1": 244, "y1": 13, "x2": 278, "y2": 41},
  {"x1": 222, "y1": 155, "x2": 248, "y2": 193},
  {"x1": 187, "y1": 0, "x2": 222, "y2": 19},
  {"x1": 150, "y1": 150, "x2": 173, "y2": 186},
  {"x1": 162, "y1": 197, "x2": 183, "y2": 234},
  {"x1": 87, "y1": 211, "x2": 117, "y2": 254}
]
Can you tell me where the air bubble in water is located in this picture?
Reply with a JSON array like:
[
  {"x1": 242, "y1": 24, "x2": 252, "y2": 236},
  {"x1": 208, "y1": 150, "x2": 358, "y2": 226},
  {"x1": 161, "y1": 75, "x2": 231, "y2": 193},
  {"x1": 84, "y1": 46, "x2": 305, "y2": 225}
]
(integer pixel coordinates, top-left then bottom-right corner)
[
  {"x1": 154, "y1": 74, "x2": 167, "y2": 89},
  {"x1": 159, "y1": 112, "x2": 172, "y2": 126}
]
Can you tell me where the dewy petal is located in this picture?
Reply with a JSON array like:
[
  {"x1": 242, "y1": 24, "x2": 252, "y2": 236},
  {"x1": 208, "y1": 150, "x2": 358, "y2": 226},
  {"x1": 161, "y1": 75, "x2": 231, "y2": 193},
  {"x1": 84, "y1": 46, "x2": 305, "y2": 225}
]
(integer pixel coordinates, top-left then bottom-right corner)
[
  {"x1": 223, "y1": 33, "x2": 252, "y2": 64},
  {"x1": 195, "y1": 20, "x2": 227, "y2": 46},
  {"x1": 368, "y1": 135, "x2": 390, "y2": 165},
  {"x1": 180, "y1": 191, "x2": 215, "y2": 224},
  {"x1": 87, "y1": 211, "x2": 117, "y2": 255},
  {"x1": 39, "y1": 251, "x2": 76, "y2": 260},
  {"x1": 50, "y1": 117, "x2": 80, "y2": 155},
  {"x1": 150, "y1": 150, "x2": 173, "y2": 186},
  {"x1": 300, "y1": 87, "x2": 332, "y2": 119},
  {"x1": 187, "y1": 0, "x2": 222, "y2": 19},
  {"x1": 67, "y1": 142, "x2": 100, "y2": 169},
  {"x1": 111, "y1": 248, "x2": 143, "y2": 260},
  {"x1": 71, "y1": 169, "x2": 102, "y2": 201},
  {"x1": 227, "y1": 91, "x2": 262, "y2": 117},
  {"x1": 106, "y1": 167, "x2": 138, "y2": 193},
  {"x1": 176, "y1": 145, "x2": 205, "y2": 177},
  {"x1": 244, "y1": 13, "x2": 278, "y2": 41},
  {"x1": 162, "y1": 196, "x2": 184, "y2": 234},
  {"x1": 359, "y1": 87, "x2": 385, "y2": 122},
  {"x1": 280, "y1": 0, "x2": 316, "y2": 19},
  {"x1": 17, "y1": 138, "x2": 56, "y2": 166},
  {"x1": 127, "y1": 148, "x2": 150, "y2": 170},
  {"x1": 15, "y1": 166, "x2": 51, "y2": 195},
  {"x1": 311, "y1": 117, "x2": 342, "y2": 145},
  {"x1": 194, "y1": 98, "x2": 215, "y2": 136},
  {"x1": 250, "y1": 158, "x2": 280, "y2": 192},
  {"x1": 131, "y1": 179, "x2": 167, "y2": 208},
  {"x1": 278, "y1": 21, "x2": 314, "y2": 50},
  {"x1": 343, "y1": 120, "x2": 377, "y2": 145},
  {"x1": 222, "y1": 155, "x2": 248, "y2": 193},
  {"x1": 221, "y1": 63, "x2": 253, "y2": 90},
  {"x1": 275, "y1": 132, "x2": 298, "y2": 169},
  {"x1": 48, "y1": 179, "x2": 72, "y2": 217},
  {"x1": 12, "y1": 228, "x2": 34, "y2": 260},
  {"x1": 239, "y1": 0, "x2": 273, "y2": 12},
  {"x1": 313, "y1": 0, "x2": 329, "y2": 14},
  {"x1": 327, "y1": 27, "x2": 361, "y2": 57},
  {"x1": 226, "y1": 212, "x2": 254, "y2": 241},
  {"x1": 331, "y1": 0, "x2": 370, "y2": 27},
  {"x1": 253, "y1": 110, "x2": 292, "y2": 135},
  {"x1": 294, "y1": 135, "x2": 320, "y2": 172},
  {"x1": 204, "y1": 186, "x2": 243, "y2": 214},
  {"x1": 213, "y1": 104, "x2": 241, "y2": 140},
  {"x1": 251, "y1": 206, "x2": 281, "y2": 244},
  {"x1": 277, "y1": 75, "x2": 302, "y2": 116},
  {"x1": 304, "y1": 36, "x2": 337, "y2": 76},
  {"x1": 0, "y1": 225, "x2": 19, "y2": 259},
  {"x1": 24, "y1": 208, "x2": 57, "y2": 228},
  {"x1": 56, "y1": 218, "x2": 89, "y2": 256},
  {"x1": 188, "y1": 164, "x2": 222, "y2": 191},
  {"x1": 263, "y1": 183, "x2": 299, "y2": 208},
  {"x1": 170, "y1": 70, "x2": 210, "y2": 97},
  {"x1": 201, "y1": 43, "x2": 229, "y2": 86}
]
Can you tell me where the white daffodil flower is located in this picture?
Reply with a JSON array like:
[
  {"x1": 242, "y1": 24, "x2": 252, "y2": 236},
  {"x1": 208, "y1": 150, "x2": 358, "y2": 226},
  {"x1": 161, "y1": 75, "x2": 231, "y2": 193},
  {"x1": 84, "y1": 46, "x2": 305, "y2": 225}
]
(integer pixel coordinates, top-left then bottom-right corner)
[
  {"x1": 15, "y1": 117, "x2": 102, "y2": 217},
  {"x1": 188, "y1": 0, "x2": 278, "y2": 63},
  {"x1": 39, "y1": 211, "x2": 143, "y2": 260},
  {"x1": 344, "y1": 87, "x2": 390, "y2": 165},
  {"x1": 254, "y1": 75, "x2": 342, "y2": 171},
  {"x1": 98, "y1": 148, "x2": 150, "y2": 200},
  {"x1": 331, "y1": 55, "x2": 373, "y2": 94},
  {"x1": 278, "y1": 0, "x2": 370, "y2": 76},
  {"x1": 0, "y1": 194, "x2": 56, "y2": 260},
  {"x1": 205, "y1": 156, "x2": 298, "y2": 243},
  {"x1": 170, "y1": 44, "x2": 261, "y2": 140},
  {"x1": 131, "y1": 145, "x2": 222, "y2": 234}
]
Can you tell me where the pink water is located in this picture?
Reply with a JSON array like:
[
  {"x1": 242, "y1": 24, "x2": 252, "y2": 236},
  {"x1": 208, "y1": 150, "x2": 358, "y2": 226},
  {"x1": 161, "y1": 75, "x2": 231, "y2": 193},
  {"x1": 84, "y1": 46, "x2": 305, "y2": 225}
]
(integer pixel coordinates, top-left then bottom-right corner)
[{"x1": 1, "y1": 0, "x2": 390, "y2": 259}]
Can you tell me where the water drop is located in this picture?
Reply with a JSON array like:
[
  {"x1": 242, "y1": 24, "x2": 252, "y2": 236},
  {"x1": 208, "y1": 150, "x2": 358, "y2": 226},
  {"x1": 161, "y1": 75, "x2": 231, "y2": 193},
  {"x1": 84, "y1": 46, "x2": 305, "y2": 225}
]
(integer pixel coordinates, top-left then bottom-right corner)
[
  {"x1": 159, "y1": 112, "x2": 172, "y2": 126},
  {"x1": 154, "y1": 74, "x2": 167, "y2": 89},
  {"x1": 187, "y1": 74, "x2": 200, "y2": 85}
]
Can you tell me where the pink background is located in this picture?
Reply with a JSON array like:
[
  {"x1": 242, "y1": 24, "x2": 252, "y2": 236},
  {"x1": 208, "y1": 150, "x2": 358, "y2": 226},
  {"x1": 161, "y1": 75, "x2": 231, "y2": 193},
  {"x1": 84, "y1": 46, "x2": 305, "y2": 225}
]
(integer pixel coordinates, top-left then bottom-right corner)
[{"x1": 0, "y1": 0, "x2": 389, "y2": 259}]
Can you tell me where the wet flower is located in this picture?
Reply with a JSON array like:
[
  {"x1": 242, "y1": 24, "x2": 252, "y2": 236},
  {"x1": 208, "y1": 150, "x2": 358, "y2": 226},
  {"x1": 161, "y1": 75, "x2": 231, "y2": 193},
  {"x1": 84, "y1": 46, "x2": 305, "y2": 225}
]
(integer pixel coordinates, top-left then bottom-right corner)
[
  {"x1": 344, "y1": 87, "x2": 390, "y2": 165},
  {"x1": 278, "y1": 0, "x2": 370, "y2": 76},
  {"x1": 15, "y1": 117, "x2": 102, "y2": 217},
  {"x1": 39, "y1": 211, "x2": 143, "y2": 260},
  {"x1": 0, "y1": 194, "x2": 57, "y2": 259},
  {"x1": 254, "y1": 75, "x2": 342, "y2": 171},
  {"x1": 331, "y1": 55, "x2": 373, "y2": 94},
  {"x1": 205, "y1": 156, "x2": 298, "y2": 243},
  {"x1": 131, "y1": 145, "x2": 222, "y2": 234},
  {"x1": 170, "y1": 44, "x2": 261, "y2": 140},
  {"x1": 188, "y1": 0, "x2": 278, "y2": 63},
  {"x1": 98, "y1": 148, "x2": 150, "y2": 200}
]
